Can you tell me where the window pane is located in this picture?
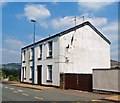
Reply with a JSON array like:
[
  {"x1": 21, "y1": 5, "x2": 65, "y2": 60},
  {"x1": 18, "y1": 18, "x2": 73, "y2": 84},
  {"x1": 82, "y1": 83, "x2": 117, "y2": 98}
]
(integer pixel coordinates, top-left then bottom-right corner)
[
  {"x1": 48, "y1": 65, "x2": 52, "y2": 81},
  {"x1": 30, "y1": 67, "x2": 32, "y2": 79},
  {"x1": 48, "y1": 41, "x2": 52, "y2": 57},
  {"x1": 50, "y1": 69, "x2": 52, "y2": 80},
  {"x1": 49, "y1": 41, "x2": 52, "y2": 50},
  {"x1": 39, "y1": 45, "x2": 42, "y2": 58}
]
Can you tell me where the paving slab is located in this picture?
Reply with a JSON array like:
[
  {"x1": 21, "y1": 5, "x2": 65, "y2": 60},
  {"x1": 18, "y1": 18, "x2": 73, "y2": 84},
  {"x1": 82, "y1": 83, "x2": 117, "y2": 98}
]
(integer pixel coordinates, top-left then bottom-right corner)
[{"x1": 103, "y1": 95, "x2": 120, "y2": 102}]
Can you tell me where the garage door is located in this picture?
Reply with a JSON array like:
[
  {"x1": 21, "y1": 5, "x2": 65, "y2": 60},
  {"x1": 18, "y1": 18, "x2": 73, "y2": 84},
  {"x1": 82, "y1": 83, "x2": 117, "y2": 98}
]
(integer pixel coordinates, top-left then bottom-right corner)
[{"x1": 64, "y1": 73, "x2": 93, "y2": 92}]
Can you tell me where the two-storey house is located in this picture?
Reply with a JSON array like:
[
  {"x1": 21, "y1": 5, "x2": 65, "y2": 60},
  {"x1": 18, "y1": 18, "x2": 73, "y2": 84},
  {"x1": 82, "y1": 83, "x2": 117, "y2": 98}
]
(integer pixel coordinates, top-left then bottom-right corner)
[{"x1": 21, "y1": 21, "x2": 110, "y2": 91}]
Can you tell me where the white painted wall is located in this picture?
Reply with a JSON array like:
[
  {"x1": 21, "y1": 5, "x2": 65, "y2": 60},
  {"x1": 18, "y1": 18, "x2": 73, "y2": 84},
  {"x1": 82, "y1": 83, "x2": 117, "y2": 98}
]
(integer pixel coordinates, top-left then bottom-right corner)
[
  {"x1": 21, "y1": 37, "x2": 60, "y2": 86},
  {"x1": 59, "y1": 25, "x2": 110, "y2": 74},
  {"x1": 35, "y1": 37, "x2": 60, "y2": 86},
  {"x1": 21, "y1": 24, "x2": 110, "y2": 87},
  {"x1": 21, "y1": 48, "x2": 32, "y2": 83}
]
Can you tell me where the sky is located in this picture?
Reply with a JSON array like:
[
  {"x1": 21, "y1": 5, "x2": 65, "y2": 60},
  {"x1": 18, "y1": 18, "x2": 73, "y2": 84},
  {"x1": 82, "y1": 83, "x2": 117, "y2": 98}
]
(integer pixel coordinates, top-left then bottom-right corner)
[{"x1": 0, "y1": 0, "x2": 119, "y2": 64}]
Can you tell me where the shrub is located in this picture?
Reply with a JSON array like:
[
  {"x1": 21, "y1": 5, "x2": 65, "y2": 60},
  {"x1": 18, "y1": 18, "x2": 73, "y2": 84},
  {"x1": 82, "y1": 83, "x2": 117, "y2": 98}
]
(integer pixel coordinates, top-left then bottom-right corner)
[
  {"x1": 8, "y1": 75, "x2": 14, "y2": 81},
  {"x1": 8, "y1": 75, "x2": 20, "y2": 81}
]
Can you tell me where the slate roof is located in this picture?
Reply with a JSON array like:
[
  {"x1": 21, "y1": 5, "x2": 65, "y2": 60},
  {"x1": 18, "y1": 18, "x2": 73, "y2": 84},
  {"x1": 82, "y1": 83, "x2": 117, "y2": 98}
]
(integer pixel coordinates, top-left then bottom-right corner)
[{"x1": 22, "y1": 21, "x2": 111, "y2": 50}]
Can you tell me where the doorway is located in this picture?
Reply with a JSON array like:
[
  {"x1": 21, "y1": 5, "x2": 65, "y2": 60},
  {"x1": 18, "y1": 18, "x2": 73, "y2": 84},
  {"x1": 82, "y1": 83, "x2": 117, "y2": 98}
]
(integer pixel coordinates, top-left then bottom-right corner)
[
  {"x1": 22, "y1": 67, "x2": 24, "y2": 82},
  {"x1": 37, "y1": 65, "x2": 42, "y2": 85}
]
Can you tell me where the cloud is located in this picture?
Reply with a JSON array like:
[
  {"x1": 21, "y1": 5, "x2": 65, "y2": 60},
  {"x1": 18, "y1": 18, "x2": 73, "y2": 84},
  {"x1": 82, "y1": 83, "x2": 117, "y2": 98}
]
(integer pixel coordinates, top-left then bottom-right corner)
[
  {"x1": 51, "y1": 14, "x2": 108, "y2": 30},
  {"x1": 102, "y1": 22, "x2": 118, "y2": 33},
  {"x1": 0, "y1": 48, "x2": 7, "y2": 52},
  {"x1": 40, "y1": 21, "x2": 48, "y2": 28},
  {"x1": 2, "y1": 37, "x2": 24, "y2": 63},
  {"x1": 78, "y1": 1, "x2": 116, "y2": 11},
  {"x1": 51, "y1": 16, "x2": 74, "y2": 29},
  {"x1": 0, "y1": 47, "x2": 20, "y2": 63},
  {"x1": 9, "y1": 50, "x2": 19, "y2": 55},
  {"x1": 2, "y1": 50, "x2": 20, "y2": 64},
  {"x1": 24, "y1": 4, "x2": 51, "y2": 21},
  {"x1": 101, "y1": 21, "x2": 118, "y2": 42},
  {"x1": 16, "y1": 14, "x2": 24, "y2": 19},
  {"x1": 0, "y1": 48, "x2": 19, "y2": 55},
  {"x1": 86, "y1": 17, "x2": 108, "y2": 27},
  {"x1": 51, "y1": 0, "x2": 58, "y2": 5},
  {"x1": 99, "y1": 21, "x2": 118, "y2": 60},
  {"x1": 17, "y1": 4, "x2": 51, "y2": 28},
  {"x1": 4, "y1": 37, "x2": 24, "y2": 50}
]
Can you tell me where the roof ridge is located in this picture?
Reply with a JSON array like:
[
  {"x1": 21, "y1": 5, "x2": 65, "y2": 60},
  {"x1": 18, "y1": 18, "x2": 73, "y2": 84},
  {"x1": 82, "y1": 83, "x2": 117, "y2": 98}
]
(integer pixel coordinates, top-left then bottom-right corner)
[{"x1": 22, "y1": 21, "x2": 110, "y2": 50}]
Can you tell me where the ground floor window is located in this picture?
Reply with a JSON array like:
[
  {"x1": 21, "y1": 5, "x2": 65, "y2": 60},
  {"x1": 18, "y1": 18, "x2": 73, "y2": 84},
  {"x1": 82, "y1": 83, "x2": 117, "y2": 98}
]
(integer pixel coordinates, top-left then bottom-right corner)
[
  {"x1": 47, "y1": 65, "x2": 52, "y2": 82},
  {"x1": 23, "y1": 67, "x2": 26, "y2": 79},
  {"x1": 29, "y1": 66, "x2": 32, "y2": 80}
]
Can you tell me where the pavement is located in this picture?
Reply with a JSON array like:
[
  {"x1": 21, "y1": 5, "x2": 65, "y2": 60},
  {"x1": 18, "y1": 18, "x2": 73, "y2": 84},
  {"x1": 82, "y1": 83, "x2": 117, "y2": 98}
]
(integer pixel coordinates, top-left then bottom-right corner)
[
  {"x1": 103, "y1": 95, "x2": 120, "y2": 102},
  {"x1": 2, "y1": 81, "x2": 120, "y2": 102},
  {"x1": 9, "y1": 81, "x2": 53, "y2": 90}
]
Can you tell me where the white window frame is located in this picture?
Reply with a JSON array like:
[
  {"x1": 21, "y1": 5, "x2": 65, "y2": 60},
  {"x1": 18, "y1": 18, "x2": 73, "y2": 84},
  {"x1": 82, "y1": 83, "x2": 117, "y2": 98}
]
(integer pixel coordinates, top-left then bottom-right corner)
[
  {"x1": 38, "y1": 45, "x2": 42, "y2": 59},
  {"x1": 22, "y1": 50, "x2": 26, "y2": 62},
  {"x1": 30, "y1": 48, "x2": 33, "y2": 60},
  {"x1": 29, "y1": 66, "x2": 32, "y2": 80},
  {"x1": 47, "y1": 41, "x2": 52, "y2": 58},
  {"x1": 23, "y1": 67, "x2": 26, "y2": 79},
  {"x1": 47, "y1": 65, "x2": 52, "y2": 82}
]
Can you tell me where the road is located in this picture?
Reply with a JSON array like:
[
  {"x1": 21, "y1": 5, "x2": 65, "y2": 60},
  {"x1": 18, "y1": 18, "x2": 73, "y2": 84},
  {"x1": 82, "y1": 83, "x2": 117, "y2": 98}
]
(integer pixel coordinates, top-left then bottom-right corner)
[{"x1": 1, "y1": 83, "x2": 115, "y2": 102}]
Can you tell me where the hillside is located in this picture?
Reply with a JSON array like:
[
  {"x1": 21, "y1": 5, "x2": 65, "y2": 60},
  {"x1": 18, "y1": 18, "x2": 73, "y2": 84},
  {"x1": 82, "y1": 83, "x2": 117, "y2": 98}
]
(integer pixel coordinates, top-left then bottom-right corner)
[
  {"x1": 1, "y1": 63, "x2": 21, "y2": 70},
  {"x1": 0, "y1": 60, "x2": 119, "y2": 70}
]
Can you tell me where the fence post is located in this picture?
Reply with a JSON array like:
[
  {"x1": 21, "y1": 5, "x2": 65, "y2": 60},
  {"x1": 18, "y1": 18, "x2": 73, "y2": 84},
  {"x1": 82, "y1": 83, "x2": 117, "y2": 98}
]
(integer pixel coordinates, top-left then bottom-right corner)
[{"x1": 60, "y1": 73, "x2": 65, "y2": 90}]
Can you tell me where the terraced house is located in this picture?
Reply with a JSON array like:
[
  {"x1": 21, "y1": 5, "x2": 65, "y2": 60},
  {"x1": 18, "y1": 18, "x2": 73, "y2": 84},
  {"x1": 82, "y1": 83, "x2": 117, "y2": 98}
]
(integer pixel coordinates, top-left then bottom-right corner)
[{"x1": 21, "y1": 21, "x2": 110, "y2": 92}]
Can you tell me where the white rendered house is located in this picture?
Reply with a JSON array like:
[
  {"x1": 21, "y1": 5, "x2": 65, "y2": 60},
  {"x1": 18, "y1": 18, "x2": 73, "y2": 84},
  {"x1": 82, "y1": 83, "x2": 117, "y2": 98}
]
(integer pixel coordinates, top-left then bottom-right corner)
[{"x1": 21, "y1": 21, "x2": 110, "y2": 89}]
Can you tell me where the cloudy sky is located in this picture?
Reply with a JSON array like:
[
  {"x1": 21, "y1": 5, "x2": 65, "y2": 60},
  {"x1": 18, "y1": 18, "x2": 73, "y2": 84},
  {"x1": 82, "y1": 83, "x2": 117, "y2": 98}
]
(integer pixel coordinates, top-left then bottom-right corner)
[{"x1": 1, "y1": 0, "x2": 119, "y2": 64}]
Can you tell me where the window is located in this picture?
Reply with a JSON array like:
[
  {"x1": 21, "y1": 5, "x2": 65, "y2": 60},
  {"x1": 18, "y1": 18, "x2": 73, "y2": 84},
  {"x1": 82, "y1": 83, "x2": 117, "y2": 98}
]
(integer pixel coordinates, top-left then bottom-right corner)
[
  {"x1": 22, "y1": 50, "x2": 25, "y2": 63},
  {"x1": 23, "y1": 67, "x2": 26, "y2": 79},
  {"x1": 30, "y1": 48, "x2": 33, "y2": 61},
  {"x1": 29, "y1": 66, "x2": 32, "y2": 80},
  {"x1": 47, "y1": 41, "x2": 52, "y2": 58},
  {"x1": 38, "y1": 45, "x2": 42, "y2": 60},
  {"x1": 47, "y1": 65, "x2": 52, "y2": 82}
]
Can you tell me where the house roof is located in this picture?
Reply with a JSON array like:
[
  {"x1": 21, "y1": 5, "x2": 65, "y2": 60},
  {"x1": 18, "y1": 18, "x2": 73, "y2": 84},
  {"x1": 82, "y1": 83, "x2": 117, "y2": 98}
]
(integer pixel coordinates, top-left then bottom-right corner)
[
  {"x1": 22, "y1": 21, "x2": 111, "y2": 50},
  {"x1": 111, "y1": 60, "x2": 120, "y2": 69}
]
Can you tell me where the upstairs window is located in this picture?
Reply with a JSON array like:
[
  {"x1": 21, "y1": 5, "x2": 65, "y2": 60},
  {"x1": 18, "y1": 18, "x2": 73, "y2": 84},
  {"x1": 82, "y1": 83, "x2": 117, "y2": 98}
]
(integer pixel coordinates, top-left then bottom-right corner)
[
  {"x1": 30, "y1": 48, "x2": 33, "y2": 61},
  {"x1": 47, "y1": 41, "x2": 52, "y2": 58},
  {"x1": 38, "y1": 45, "x2": 42, "y2": 60},
  {"x1": 22, "y1": 50, "x2": 26, "y2": 63}
]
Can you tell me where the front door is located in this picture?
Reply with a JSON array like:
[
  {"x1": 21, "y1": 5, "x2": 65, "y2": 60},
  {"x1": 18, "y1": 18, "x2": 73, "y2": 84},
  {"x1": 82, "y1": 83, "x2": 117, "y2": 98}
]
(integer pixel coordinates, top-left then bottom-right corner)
[{"x1": 37, "y1": 65, "x2": 42, "y2": 85}]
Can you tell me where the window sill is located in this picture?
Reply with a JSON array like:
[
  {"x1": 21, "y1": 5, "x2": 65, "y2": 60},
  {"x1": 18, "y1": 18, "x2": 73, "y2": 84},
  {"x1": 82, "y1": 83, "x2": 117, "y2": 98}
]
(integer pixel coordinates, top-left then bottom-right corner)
[
  {"x1": 22, "y1": 61, "x2": 25, "y2": 63},
  {"x1": 46, "y1": 80, "x2": 52, "y2": 83},
  {"x1": 38, "y1": 58, "x2": 42, "y2": 60},
  {"x1": 29, "y1": 59, "x2": 33, "y2": 61},
  {"x1": 46, "y1": 56, "x2": 52, "y2": 59},
  {"x1": 29, "y1": 78, "x2": 32, "y2": 81}
]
